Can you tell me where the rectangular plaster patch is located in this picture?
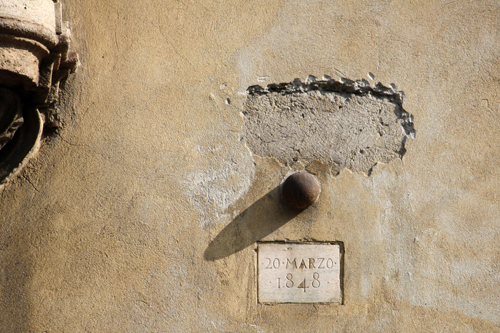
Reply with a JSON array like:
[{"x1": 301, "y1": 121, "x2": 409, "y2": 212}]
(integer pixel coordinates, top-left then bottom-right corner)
[{"x1": 258, "y1": 243, "x2": 342, "y2": 304}]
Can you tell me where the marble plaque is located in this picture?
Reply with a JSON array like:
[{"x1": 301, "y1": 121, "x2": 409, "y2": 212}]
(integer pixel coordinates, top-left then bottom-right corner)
[{"x1": 258, "y1": 243, "x2": 342, "y2": 303}]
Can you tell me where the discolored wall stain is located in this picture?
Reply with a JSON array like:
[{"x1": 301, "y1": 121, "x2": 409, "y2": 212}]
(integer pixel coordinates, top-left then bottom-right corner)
[{"x1": 243, "y1": 77, "x2": 415, "y2": 175}]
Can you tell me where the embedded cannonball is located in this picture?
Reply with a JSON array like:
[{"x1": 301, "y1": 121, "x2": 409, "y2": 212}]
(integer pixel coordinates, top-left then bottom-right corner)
[{"x1": 282, "y1": 171, "x2": 321, "y2": 209}]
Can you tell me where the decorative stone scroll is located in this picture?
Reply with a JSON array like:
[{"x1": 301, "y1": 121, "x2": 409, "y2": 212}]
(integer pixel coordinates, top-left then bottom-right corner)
[{"x1": 0, "y1": 0, "x2": 78, "y2": 185}]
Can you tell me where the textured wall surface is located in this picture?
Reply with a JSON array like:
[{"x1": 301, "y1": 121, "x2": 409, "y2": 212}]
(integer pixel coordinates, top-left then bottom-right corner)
[
  {"x1": 243, "y1": 79, "x2": 414, "y2": 175},
  {"x1": 1, "y1": 1, "x2": 500, "y2": 332}
]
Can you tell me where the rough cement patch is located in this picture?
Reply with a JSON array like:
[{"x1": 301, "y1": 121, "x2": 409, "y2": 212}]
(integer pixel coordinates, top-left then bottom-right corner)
[{"x1": 243, "y1": 77, "x2": 415, "y2": 175}]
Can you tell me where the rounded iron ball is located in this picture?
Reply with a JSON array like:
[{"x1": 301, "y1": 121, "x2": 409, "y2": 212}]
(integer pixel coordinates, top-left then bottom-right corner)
[{"x1": 282, "y1": 171, "x2": 321, "y2": 209}]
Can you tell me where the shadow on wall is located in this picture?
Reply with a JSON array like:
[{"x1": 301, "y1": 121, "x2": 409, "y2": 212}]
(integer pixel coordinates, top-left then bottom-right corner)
[{"x1": 204, "y1": 186, "x2": 299, "y2": 261}]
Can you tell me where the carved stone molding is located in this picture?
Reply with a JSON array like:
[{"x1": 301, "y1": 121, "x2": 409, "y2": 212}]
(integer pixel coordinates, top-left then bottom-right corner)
[{"x1": 0, "y1": 0, "x2": 77, "y2": 185}]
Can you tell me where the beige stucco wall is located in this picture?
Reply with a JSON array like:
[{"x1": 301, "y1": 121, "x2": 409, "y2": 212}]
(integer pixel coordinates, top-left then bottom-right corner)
[{"x1": 1, "y1": 0, "x2": 500, "y2": 331}]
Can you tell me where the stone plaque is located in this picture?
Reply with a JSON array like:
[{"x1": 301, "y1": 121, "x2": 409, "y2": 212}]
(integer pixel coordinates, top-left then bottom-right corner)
[{"x1": 258, "y1": 243, "x2": 342, "y2": 303}]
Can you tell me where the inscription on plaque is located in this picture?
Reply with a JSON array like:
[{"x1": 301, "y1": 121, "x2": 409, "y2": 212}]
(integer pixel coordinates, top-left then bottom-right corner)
[{"x1": 258, "y1": 243, "x2": 342, "y2": 303}]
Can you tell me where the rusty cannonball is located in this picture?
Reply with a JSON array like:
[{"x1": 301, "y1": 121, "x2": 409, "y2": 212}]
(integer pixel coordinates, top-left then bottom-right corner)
[{"x1": 281, "y1": 171, "x2": 321, "y2": 209}]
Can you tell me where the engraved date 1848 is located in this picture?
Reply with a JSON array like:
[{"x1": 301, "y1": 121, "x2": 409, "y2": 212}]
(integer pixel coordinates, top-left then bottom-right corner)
[
  {"x1": 277, "y1": 272, "x2": 321, "y2": 292},
  {"x1": 258, "y1": 243, "x2": 341, "y2": 303}
]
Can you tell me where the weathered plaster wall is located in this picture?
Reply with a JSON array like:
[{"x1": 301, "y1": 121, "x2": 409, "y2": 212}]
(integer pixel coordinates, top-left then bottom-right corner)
[{"x1": 1, "y1": 0, "x2": 500, "y2": 332}]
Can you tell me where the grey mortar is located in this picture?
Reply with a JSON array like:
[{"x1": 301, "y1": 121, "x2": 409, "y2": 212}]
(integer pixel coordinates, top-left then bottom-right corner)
[{"x1": 242, "y1": 76, "x2": 415, "y2": 176}]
